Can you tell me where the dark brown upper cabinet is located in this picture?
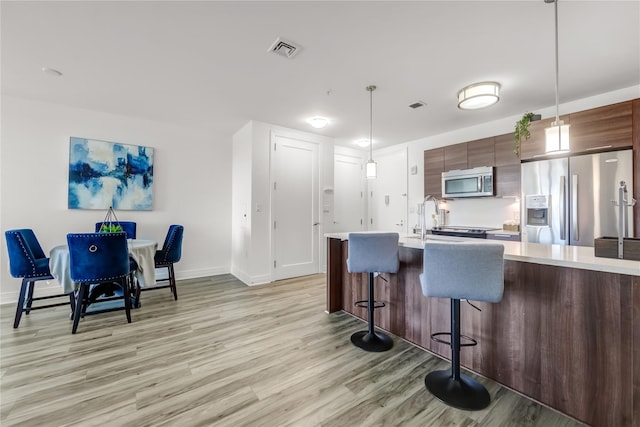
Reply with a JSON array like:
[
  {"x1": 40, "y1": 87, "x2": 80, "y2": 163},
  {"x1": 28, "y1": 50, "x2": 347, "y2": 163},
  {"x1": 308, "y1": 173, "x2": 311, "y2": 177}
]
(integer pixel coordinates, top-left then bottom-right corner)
[
  {"x1": 494, "y1": 133, "x2": 520, "y2": 197},
  {"x1": 444, "y1": 143, "x2": 467, "y2": 171},
  {"x1": 569, "y1": 101, "x2": 633, "y2": 153},
  {"x1": 520, "y1": 100, "x2": 633, "y2": 160},
  {"x1": 424, "y1": 147, "x2": 444, "y2": 198},
  {"x1": 467, "y1": 137, "x2": 495, "y2": 168},
  {"x1": 494, "y1": 133, "x2": 520, "y2": 166}
]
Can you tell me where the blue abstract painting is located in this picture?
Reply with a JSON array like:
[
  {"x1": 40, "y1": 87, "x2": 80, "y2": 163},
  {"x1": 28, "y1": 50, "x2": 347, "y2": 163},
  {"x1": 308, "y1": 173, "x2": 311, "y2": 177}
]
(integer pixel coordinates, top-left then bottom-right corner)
[{"x1": 68, "y1": 137, "x2": 154, "y2": 210}]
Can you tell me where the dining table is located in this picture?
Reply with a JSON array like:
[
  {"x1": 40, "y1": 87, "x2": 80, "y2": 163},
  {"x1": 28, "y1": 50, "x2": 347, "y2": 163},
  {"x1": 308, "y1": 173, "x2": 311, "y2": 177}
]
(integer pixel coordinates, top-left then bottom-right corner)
[{"x1": 49, "y1": 239, "x2": 158, "y2": 293}]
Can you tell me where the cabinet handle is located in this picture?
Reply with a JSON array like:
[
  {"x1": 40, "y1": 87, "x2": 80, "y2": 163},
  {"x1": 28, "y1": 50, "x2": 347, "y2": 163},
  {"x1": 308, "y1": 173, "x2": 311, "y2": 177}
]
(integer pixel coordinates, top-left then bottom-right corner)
[
  {"x1": 560, "y1": 176, "x2": 566, "y2": 240},
  {"x1": 572, "y1": 175, "x2": 579, "y2": 241},
  {"x1": 586, "y1": 145, "x2": 613, "y2": 151}
]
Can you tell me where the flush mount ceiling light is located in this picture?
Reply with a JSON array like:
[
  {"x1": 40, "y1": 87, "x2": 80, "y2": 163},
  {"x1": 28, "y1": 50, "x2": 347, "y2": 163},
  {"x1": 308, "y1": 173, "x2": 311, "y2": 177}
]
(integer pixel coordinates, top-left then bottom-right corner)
[
  {"x1": 354, "y1": 138, "x2": 371, "y2": 148},
  {"x1": 544, "y1": 0, "x2": 570, "y2": 154},
  {"x1": 457, "y1": 81, "x2": 500, "y2": 110},
  {"x1": 41, "y1": 67, "x2": 63, "y2": 77},
  {"x1": 306, "y1": 116, "x2": 329, "y2": 129},
  {"x1": 365, "y1": 85, "x2": 377, "y2": 179}
]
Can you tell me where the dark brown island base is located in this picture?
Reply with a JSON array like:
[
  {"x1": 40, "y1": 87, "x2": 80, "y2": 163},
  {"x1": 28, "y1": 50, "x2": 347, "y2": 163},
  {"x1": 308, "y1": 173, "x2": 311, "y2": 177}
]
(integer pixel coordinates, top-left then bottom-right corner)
[{"x1": 326, "y1": 235, "x2": 640, "y2": 427}]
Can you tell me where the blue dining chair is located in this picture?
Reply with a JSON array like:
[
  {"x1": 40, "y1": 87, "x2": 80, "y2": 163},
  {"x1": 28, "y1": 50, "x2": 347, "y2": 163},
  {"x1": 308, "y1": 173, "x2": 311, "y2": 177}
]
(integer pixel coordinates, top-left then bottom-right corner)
[
  {"x1": 5, "y1": 229, "x2": 75, "y2": 328},
  {"x1": 67, "y1": 232, "x2": 132, "y2": 334},
  {"x1": 136, "y1": 225, "x2": 184, "y2": 305},
  {"x1": 95, "y1": 221, "x2": 137, "y2": 239}
]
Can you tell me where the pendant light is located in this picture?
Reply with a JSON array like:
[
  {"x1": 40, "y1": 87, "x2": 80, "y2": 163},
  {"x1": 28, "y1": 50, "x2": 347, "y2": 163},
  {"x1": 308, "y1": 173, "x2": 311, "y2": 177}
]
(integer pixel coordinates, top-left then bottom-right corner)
[
  {"x1": 544, "y1": 0, "x2": 570, "y2": 153},
  {"x1": 366, "y1": 85, "x2": 377, "y2": 179}
]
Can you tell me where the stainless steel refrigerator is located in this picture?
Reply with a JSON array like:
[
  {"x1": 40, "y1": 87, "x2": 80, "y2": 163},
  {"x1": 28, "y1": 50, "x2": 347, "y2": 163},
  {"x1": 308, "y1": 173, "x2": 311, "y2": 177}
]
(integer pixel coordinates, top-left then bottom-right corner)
[{"x1": 521, "y1": 149, "x2": 634, "y2": 246}]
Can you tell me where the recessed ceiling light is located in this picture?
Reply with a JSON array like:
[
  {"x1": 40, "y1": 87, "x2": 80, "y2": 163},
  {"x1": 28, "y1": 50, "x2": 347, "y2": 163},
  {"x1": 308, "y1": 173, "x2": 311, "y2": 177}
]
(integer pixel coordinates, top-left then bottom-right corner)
[
  {"x1": 307, "y1": 116, "x2": 329, "y2": 129},
  {"x1": 42, "y1": 67, "x2": 63, "y2": 77},
  {"x1": 354, "y1": 138, "x2": 372, "y2": 148}
]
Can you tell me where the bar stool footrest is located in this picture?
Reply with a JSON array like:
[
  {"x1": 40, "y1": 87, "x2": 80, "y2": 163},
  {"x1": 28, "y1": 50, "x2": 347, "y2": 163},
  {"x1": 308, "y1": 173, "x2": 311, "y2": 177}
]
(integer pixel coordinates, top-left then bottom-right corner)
[
  {"x1": 430, "y1": 332, "x2": 477, "y2": 347},
  {"x1": 354, "y1": 300, "x2": 385, "y2": 309}
]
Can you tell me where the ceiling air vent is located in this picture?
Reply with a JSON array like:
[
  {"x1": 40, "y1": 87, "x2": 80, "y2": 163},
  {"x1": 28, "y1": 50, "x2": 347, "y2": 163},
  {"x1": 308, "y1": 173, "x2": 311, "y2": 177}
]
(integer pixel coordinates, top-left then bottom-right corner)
[
  {"x1": 409, "y1": 101, "x2": 426, "y2": 109},
  {"x1": 268, "y1": 37, "x2": 302, "y2": 59}
]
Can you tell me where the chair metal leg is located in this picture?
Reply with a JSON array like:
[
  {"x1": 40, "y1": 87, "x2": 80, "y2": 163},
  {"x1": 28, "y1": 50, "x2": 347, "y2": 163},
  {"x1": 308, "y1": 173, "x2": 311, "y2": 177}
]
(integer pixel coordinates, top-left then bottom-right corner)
[
  {"x1": 72, "y1": 285, "x2": 87, "y2": 334},
  {"x1": 168, "y1": 264, "x2": 178, "y2": 300},
  {"x1": 425, "y1": 299, "x2": 490, "y2": 411},
  {"x1": 350, "y1": 272, "x2": 393, "y2": 352},
  {"x1": 13, "y1": 279, "x2": 29, "y2": 328},
  {"x1": 133, "y1": 283, "x2": 142, "y2": 309},
  {"x1": 25, "y1": 280, "x2": 35, "y2": 314},
  {"x1": 123, "y1": 278, "x2": 132, "y2": 323},
  {"x1": 68, "y1": 292, "x2": 76, "y2": 314}
]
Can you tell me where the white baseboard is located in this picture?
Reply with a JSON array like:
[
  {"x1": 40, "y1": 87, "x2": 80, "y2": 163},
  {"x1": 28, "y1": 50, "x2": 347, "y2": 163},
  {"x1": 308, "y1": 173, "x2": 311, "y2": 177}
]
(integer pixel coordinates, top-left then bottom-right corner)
[
  {"x1": 173, "y1": 266, "x2": 228, "y2": 281},
  {"x1": 230, "y1": 266, "x2": 272, "y2": 286},
  {"x1": 1, "y1": 280, "x2": 67, "y2": 305},
  {"x1": 1, "y1": 268, "x2": 231, "y2": 305}
]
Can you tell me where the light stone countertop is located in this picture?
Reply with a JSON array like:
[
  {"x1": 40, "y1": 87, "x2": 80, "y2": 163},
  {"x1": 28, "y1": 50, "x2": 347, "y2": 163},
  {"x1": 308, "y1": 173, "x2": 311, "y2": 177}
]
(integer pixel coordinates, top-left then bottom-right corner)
[{"x1": 325, "y1": 232, "x2": 640, "y2": 276}]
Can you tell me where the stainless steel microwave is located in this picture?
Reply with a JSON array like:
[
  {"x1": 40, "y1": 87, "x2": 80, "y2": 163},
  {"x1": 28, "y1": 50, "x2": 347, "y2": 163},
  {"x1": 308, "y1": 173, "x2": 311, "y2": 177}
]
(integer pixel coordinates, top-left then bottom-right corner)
[{"x1": 442, "y1": 166, "x2": 494, "y2": 198}]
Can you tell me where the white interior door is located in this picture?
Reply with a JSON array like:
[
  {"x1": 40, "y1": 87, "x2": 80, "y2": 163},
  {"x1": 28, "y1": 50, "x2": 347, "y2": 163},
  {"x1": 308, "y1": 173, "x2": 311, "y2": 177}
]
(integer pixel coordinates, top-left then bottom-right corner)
[
  {"x1": 271, "y1": 135, "x2": 319, "y2": 280},
  {"x1": 333, "y1": 154, "x2": 365, "y2": 232},
  {"x1": 369, "y1": 148, "x2": 408, "y2": 232}
]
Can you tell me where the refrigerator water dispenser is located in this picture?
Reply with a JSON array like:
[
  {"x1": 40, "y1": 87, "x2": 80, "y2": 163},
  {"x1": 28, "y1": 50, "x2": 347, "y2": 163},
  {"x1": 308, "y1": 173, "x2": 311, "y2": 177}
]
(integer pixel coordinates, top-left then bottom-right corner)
[{"x1": 526, "y1": 195, "x2": 550, "y2": 227}]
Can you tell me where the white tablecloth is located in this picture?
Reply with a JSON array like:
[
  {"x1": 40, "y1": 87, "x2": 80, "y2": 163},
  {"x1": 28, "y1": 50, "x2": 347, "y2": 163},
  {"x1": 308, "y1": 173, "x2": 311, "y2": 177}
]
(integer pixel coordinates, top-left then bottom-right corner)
[{"x1": 50, "y1": 239, "x2": 158, "y2": 293}]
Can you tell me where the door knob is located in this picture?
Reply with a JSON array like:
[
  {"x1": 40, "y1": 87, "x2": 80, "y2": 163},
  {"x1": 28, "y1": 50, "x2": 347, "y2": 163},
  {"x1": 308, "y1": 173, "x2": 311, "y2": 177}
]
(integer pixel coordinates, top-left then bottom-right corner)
[{"x1": 313, "y1": 222, "x2": 320, "y2": 226}]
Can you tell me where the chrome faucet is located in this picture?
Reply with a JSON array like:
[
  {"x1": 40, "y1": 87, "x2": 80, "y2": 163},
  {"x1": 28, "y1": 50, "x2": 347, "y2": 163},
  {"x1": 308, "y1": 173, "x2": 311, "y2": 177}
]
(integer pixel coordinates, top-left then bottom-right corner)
[{"x1": 420, "y1": 195, "x2": 440, "y2": 239}]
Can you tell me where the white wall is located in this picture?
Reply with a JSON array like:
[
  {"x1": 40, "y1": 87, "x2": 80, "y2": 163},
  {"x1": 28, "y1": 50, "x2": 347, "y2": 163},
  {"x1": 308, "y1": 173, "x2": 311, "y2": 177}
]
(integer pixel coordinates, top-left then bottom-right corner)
[
  {"x1": 367, "y1": 145, "x2": 408, "y2": 233},
  {"x1": 333, "y1": 145, "x2": 368, "y2": 233},
  {"x1": 404, "y1": 85, "x2": 640, "y2": 230},
  {"x1": 1, "y1": 96, "x2": 232, "y2": 303},
  {"x1": 230, "y1": 121, "x2": 334, "y2": 284},
  {"x1": 230, "y1": 122, "x2": 253, "y2": 283}
]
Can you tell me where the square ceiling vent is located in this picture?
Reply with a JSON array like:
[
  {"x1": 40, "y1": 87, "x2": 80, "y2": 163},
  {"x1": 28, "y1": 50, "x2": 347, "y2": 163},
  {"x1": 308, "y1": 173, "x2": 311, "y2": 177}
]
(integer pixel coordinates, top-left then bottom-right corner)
[{"x1": 269, "y1": 37, "x2": 302, "y2": 59}]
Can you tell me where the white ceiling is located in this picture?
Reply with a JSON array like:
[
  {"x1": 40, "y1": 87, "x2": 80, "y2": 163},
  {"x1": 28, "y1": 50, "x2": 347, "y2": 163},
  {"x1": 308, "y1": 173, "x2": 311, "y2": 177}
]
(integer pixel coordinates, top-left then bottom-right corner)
[{"x1": 2, "y1": 1, "x2": 639, "y2": 149}]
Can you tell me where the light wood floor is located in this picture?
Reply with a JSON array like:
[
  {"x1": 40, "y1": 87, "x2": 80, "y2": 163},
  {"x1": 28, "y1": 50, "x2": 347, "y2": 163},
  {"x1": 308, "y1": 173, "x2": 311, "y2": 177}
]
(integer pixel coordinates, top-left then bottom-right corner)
[{"x1": 1, "y1": 274, "x2": 584, "y2": 426}]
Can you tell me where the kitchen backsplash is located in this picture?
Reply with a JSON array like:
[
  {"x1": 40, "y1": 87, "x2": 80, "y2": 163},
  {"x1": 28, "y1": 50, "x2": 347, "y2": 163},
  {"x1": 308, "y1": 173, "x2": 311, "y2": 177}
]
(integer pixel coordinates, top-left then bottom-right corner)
[{"x1": 411, "y1": 197, "x2": 520, "y2": 230}]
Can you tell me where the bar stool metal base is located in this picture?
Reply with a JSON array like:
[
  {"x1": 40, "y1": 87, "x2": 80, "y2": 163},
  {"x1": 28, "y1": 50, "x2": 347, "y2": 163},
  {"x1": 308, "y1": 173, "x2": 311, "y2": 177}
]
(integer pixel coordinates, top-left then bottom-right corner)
[
  {"x1": 425, "y1": 370, "x2": 490, "y2": 411},
  {"x1": 350, "y1": 330, "x2": 394, "y2": 352}
]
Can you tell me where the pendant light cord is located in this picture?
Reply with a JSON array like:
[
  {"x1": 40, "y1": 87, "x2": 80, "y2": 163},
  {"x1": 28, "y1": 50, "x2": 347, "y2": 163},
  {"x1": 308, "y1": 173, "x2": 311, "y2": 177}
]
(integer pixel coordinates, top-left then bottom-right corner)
[
  {"x1": 367, "y1": 85, "x2": 376, "y2": 162},
  {"x1": 554, "y1": 0, "x2": 560, "y2": 123}
]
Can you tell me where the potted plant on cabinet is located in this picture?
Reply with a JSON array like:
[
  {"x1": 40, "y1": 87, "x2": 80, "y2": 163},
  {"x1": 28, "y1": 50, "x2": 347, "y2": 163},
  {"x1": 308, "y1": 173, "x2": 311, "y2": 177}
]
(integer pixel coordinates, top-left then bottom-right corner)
[{"x1": 514, "y1": 112, "x2": 541, "y2": 156}]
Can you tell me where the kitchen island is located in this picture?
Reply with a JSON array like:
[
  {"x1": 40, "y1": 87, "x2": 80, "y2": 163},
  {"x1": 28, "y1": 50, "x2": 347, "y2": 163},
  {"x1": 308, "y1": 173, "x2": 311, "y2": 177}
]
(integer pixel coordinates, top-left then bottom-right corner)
[{"x1": 326, "y1": 233, "x2": 640, "y2": 427}]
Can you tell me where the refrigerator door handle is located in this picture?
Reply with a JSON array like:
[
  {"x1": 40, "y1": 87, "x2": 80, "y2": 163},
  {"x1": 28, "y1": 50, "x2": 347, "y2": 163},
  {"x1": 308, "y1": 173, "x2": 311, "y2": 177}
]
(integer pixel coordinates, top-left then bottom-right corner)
[
  {"x1": 572, "y1": 174, "x2": 579, "y2": 241},
  {"x1": 560, "y1": 176, "x2": 566, "y2": 240}
]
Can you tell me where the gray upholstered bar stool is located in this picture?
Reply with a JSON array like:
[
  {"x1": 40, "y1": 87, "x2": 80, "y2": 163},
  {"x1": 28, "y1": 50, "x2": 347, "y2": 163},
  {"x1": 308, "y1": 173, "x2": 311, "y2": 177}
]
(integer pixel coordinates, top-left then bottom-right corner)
[
  {"x1": 347, "y1": 232, "x2": 399, "y2": 352},
  {"x1": 420, "y1": 241, "x2": 504, "y2": 411}
]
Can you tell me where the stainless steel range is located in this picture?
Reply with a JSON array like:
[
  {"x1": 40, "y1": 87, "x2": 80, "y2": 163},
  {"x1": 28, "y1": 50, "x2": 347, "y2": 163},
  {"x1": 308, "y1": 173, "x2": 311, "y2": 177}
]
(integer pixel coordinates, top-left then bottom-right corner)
[{"x1": 430, "y1": 226, "x2": 501, "y2": 239}]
